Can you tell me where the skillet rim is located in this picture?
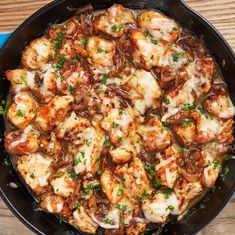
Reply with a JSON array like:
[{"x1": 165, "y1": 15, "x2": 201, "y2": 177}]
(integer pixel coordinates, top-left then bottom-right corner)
[{"x1": 0, "y1": 1, "x2": 234, "y2": 235}]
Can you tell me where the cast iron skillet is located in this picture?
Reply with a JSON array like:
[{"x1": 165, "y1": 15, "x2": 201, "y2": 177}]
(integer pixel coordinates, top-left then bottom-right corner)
[{"x1": 0, "y1": 0, "x2": 234, "y2": 234}]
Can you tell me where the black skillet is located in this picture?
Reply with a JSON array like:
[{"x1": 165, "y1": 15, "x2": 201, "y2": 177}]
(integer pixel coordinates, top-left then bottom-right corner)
[{"x1": 0, "y1": 0, "x2": 234, "y2": 234}]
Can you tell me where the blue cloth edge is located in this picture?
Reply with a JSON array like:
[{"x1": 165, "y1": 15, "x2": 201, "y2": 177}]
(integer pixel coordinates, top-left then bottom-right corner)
[{"x1": 0, "y1": 32, "x2": 12, "y2": 49}]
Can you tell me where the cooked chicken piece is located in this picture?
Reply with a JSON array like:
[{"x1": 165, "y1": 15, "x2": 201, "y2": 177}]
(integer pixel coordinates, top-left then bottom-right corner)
[
  {"x1": 59, "y1": 37, "x2": 88, "y2": 59},
  {"x1": 155, "y1": 145, "x2": 180, "y2": 188},
  {"x1": 5, "y1": 125, "x2": 39, "y2": 155},
  {"x1": 100, "y1": 170, "x2": 123, "y2": 204},
  {"x1": 217, "y1": 118, "x2": 234, "y2": 144},
  {"x1": 101, "y1": 108, "x2": 135, "y2": 145},
  {"x1": 35, "y1": 95, "x2": 74, "y2": 131},
  {"x1": 90, "y1": 205, "x2": 120, "y2": 229},
  {"x1": 158, "y1": 44, "x2": 193, "y2": 71},
  {"x1": 115, "y1": 197, "x2": 135, "y2": 225},
  {"x1": 49, "y1": 17, "x2": 81, "y2": 39},
  {"x1": 192, "y1": 110, "x2": 213, "y2": 139},
  {"x1": 174, "y1": 177, "x2": 203, "y2": 212},
  {"x1": 162, "y1": 57, "x2": 214, "y2": 122},
  {"x1": 6, "y1": 69, "x2": 36, "y2": 94},
  {"x1": 86, "y1": 36, "x2": 115, "y2": 67},
  {"x1": 137, "y1": 10, "x2": 180, "y2": 43},
  {"x1": 125, "y1": 222, "x2": 146, "y2": 235},
  {"x1": 115, "y1": 157, "x2": 151, "y2": 201},
  {"x1": 142, "y1": 191, "x2": 179, "y2": 223},
  {"x1": 204, "y1": 94, "x2": 235, "y2": 119},
  {"x1": 200, "y1": 152, "x2": 221, "y2": 187},
  {"x1": 57, "y1": 111, "x2": 91, "y2": 144},
  {"x1": 69, "y1": 207, "x2": 98, "y2": 234},
  {"x1": 40, "y1": 192, "x2": 71, "y2": 218},
  {"x1": 137, "y1": 116, "x2": 171, "y2": 152},
  {"x1": 94, "y1": 4, "x2": 135, "y2": 38},
  {"x1": 7, "y1": 91, "x2": 38, "y2": 130},
  {"x1": 59, "y1": 64, "x2": 90, "y2": 99},
  {"x1": 186, "y1": 57, "x2": 214, "y2": 95},
  {"x1": 124, "y1": 69, "x2": 162, "y2": 114},
  {"x1": 22, "y1": 37, "x2": 52, "y2": 69},
  {"x1": 130, "y1": 29, "x2": 165, "y2": 71},
  {"x1": 50, "y1": 169, "x2": 78, "y2": 197},
  {"x1": 40, "y1": 132, "x2": 61, "y2": 156},
  {"x1": 72, "y1": 125, "x2": 104, "y2": 175},
  {"x1": 161, "y1": 81, "x2": 195, "y2": 122},
  {"x1": 173, "y1": 118, "x2": 196, "y2": 146},
  {"x1": 17, "y1": 153, "x2": 52, "y2": 195},
  {"x1": 88, "y1": 89, "x2": 122, "y2": 115},
  {"x1": 33, "y1": 68, "x2": 57, "y2": 103},
  {"x1": 109, "y1": 140, "x2": 136, "y2": 164},
  {"x1": 177, "y1": 149, "x2": 206, "y2": 183}
]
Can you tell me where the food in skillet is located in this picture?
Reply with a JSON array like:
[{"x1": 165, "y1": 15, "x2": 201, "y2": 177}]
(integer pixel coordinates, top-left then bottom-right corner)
[{"x1": 4, "y1": 4, "x2": 235, "y2": 234}]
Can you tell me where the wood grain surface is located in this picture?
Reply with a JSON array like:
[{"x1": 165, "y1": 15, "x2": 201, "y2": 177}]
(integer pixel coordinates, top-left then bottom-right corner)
[{"x1": 0, "y1": 0, "x2": 234, "y2": 235}]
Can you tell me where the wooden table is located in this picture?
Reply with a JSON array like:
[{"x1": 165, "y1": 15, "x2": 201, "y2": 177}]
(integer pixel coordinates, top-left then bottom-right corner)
[{"x1": 0, "y1": 0, "x2": 234, "y2": 234}]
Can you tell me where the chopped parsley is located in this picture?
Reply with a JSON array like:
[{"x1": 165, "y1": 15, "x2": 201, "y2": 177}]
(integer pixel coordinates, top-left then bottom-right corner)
[
  {"x1": 145, "y1": 162, "x2": 156, "y2": 177},
  {"x1": 162, "y1": 125, "x2": 169, "y2": 130},
  {"x1": 67, "y1": 168, "x2": 81, "y2": 180},
  {"x1": 182, "y1": 102, "x2": 196, "y2": 111},
  {"x1": 135, "y1": 190, "x2": 151, "y2": 201},
  {"x1": 16, "y1": 109, "x2": 25, "y2": 117},
  {"x1": 80, "y1": 151, "x2": 85, "y2": 158},
  {"x1": 83, "y1": 182, "x2": 101, "y2": 195},
  {"x1": 104, "y1": 218, "x2": 111, "y2": 224},
  {"x1": 151, "y1": 39, "x2": 158, "y2": 45},
  {"x1": 111, "y1": 25, "x2": 118, "y2": 32},
  {"x1": 143, "y1": 31, "x2": 149, "y2": 37},
  {"x1": 60, "y1": 76, "x2": 65, "y2": 82},
  {"x1": 97, "y1": 169, "x2": 102, "y2": 175},
  {"x1": 74, "y1": 158, "x2": 82, "y2": 164},
  {"x1": 166, "y1": 205, "x2": 174, "y2": 211},
  {"x1": 152, "y1": 178, "x2": 161, "y2": 187},
  {"x1": 118, "y1": 108, "x2": 124, "y2": 115},
  {"x1": 212, "y1": 159, "x2": 220, "y2": 170},
  {"x1": 220, "y1": 166, "x2": 229, "y2": 181},
  {"x1": 172, "y1": 27, "x2": 177, "y2": 31},
  {"x1": 20, "y1": 76, "x2": 28, "y2": 86},
  {"x1": 103, "y1": 138, "x2": 110, "y2": 146},
  {"x1": 69, "y1": 85, "x2": 75, "y2": 94},
  {"x1": 117, "y1": 188, "x2": 124, "y2": 196},
  {"x1": 30, "y1": 173, "x2": 35, "y2": 179},
  {"x1": 55, "y1": 55, "x2": 66, "y2": 70},
  {"x1": 160, "y1": 188, "x2": 174, "y2": 199},
  {"x1": 112, "y1": 122, "x2": 120, "y2": 128},
  {"x1": 80, "y1": 37, "x2": 87, "y2": 45},
  {"x1": 179, "y1": 146, "x2": 186, "y2": 153},
  {"x1": 76, "y1": 202, "x2": 81, "y2": 210},
  {"x1": 53, "y1": 32, "x2": 65, "y2": 51},
  {"x1": 85, "y1": 139, "x2": 92, "y2": 147},
  {"x1": 115, "y1": 204, "x2": 127, "y2": 211},
  {"x1": 100, "y1": 74, "x2": 108, "y2": 85},
  {"x1": 164, "y1": 97, "x2": 170, "y2": 105},
  {"x1": 0, "y1": 100, "x2": 5, "y2": 115},
  {"x1": 97, "y1": 47, "x2": 110, "y2": 53},
  {"x1": 111, "y1": 23, "x2": 126, "y2": 32},
  {"x1": 55, "y1": 214, "x2": 65, "y2": 224},
  {"x1": 172, "y1": 52, "x2": 184, "y2": 61}
]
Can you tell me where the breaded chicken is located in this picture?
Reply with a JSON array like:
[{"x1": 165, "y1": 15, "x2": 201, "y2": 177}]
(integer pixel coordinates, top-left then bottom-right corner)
[
  {"x1": 94, "y1": 4, "x2": 135, "y2": 38},
  {"x1": 5, "y1": 125, "x2": 39, "y2": 155},
  {"x1": 17, "y1": 153, "x2": 52, "y2": 195},
  {"x1": 7, "y1": 91, "x2": 38, "y2": 129},
  {"x1": 137, "y1": 10, "x2": 180, "y2": 43},
  {"x1": 35, "y1": 95, "x2": 74, "y2": 131},
  {"x1": 22, "y1": 37, "x2": 52, "y2": 69}
]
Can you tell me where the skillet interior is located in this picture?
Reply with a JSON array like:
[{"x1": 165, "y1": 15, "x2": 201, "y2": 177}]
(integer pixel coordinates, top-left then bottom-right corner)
[{"x1": 0, "y1": 0, "x2": 234, "y2": 234}]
